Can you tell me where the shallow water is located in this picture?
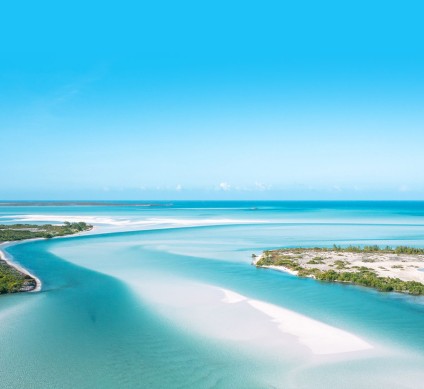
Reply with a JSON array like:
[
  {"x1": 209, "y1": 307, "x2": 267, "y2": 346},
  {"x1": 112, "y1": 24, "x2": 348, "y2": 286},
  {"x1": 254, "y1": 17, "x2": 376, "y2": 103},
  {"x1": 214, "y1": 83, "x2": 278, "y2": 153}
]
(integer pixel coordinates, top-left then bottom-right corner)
[{"x1": 1, "y1": 201, "x2": 424, "y2": 388}]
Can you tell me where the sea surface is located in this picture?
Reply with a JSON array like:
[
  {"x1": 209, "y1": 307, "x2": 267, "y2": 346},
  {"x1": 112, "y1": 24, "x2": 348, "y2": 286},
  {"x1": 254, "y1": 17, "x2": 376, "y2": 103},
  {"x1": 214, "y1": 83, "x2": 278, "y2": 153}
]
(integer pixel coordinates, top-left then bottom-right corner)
[{"x1": 1, "y1": 201, "x2": 424, "y2": 388}]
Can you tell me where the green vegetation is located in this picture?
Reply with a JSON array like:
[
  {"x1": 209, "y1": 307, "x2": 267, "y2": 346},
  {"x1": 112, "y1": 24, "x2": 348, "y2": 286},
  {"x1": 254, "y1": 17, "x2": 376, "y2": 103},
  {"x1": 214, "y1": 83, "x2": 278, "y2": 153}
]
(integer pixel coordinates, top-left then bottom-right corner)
[
  {"x1": 0, "y1": 221, "x2": 92, "y2": 294},
  {"x1": 312, "y1": 269, "x2": 424, "y2": 295},
  {"x1": 331, "y1": 244, "x2": 424, "y2": 255},
  {"x1": 0, "y1": 221, "x2": 92, "y2": 242},
  {"x1": 255, "y1": 246, "x2": 424, "y2": 295},
  {"x1": 334, "y1": 260, "x2": 349, "y2": 269},
  {"x1": 256, "y1": 252, "x2": 303, "y2": 271},
  {"x1": 0, "y1": 261, "x2": 35, "y2": 294},
  {"x1": 275, "y1": 244, "x2": 424, "y2": 255},
  {"x1": 307, "y1": 256, "x2": 325, "y2": 264}
]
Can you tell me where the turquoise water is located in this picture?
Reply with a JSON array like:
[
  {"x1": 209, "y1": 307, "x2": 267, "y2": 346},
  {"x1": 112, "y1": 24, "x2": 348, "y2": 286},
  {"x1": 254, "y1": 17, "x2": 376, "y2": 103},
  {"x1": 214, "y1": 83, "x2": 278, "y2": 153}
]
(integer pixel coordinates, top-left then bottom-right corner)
[{"x1": 1, "y1": 201, "x2": 424, "y2": 388}]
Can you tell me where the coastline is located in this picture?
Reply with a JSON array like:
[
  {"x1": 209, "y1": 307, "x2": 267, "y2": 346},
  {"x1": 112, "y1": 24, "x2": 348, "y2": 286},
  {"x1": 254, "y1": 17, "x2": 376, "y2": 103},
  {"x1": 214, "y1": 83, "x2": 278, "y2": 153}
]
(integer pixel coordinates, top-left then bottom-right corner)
[
  {"x1": 0, "y1": 225, "x2": 96, "y2": 294},
  {"x1": 254, "y1": 250, "x2": 424, "y2": 282},
  {"x1": 253, "y1": 253, "x2": 299, "y2": 276},
  {"x1": 0, "y1": 241, "x2": 42, "y2": 292},
  {"x1": 253, "y1": 248, "x2": 424, "y2": 295}
]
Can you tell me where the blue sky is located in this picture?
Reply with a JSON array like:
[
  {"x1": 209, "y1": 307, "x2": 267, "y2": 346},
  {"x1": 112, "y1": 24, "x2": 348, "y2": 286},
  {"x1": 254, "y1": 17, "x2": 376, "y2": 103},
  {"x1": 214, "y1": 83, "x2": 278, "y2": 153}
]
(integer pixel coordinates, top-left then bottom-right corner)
[{"x1": 1, "y1": 0, "x2": 423, "y2": 200}]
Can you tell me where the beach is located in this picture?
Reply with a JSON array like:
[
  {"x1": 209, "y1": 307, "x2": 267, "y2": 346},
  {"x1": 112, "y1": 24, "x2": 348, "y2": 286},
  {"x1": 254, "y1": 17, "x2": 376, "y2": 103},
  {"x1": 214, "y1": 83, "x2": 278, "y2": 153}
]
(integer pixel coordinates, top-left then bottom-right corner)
[
  {"x1": 0, "y1": 242, "x2": 42, "y2": 292},
  {"x1": 0, "y1": 224, "x2": 95, "y2": 294}
]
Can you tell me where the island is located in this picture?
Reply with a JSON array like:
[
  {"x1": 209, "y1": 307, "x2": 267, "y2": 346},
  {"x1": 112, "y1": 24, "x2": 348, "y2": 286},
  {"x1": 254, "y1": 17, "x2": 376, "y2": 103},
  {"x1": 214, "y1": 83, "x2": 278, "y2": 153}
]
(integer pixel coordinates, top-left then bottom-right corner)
[
  {"x1": 253, "y1": 245, "x2": 424, "y2": 295},
  {"x1": 0, "y1": 221, "x2": 93, "y2": 294}
]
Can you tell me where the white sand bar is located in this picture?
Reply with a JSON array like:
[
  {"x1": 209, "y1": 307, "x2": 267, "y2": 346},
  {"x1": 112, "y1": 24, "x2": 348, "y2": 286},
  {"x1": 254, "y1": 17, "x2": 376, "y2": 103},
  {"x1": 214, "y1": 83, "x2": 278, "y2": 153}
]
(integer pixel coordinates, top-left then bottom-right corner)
[{"x1": 220, "y1": 288, "x2": 373, "y2": 355}]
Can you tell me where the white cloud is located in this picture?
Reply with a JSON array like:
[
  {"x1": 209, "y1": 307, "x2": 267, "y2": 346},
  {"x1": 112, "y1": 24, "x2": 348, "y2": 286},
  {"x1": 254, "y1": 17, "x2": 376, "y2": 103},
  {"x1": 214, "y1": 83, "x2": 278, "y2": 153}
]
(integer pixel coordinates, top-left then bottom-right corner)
[
  {"x1": 218, "y1": 182, "x2": 231, "y2": 191},
  {"x1": 176, "y1": 184, "x2": 183, "y2": 191}
]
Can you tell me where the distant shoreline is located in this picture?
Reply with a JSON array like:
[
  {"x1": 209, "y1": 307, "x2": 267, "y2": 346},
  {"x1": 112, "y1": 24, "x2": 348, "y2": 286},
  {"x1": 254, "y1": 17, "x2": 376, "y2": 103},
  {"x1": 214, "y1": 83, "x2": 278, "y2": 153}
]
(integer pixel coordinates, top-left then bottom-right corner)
[{"x1": 0, "y1": 201, "x2": 173, "y2": 207}]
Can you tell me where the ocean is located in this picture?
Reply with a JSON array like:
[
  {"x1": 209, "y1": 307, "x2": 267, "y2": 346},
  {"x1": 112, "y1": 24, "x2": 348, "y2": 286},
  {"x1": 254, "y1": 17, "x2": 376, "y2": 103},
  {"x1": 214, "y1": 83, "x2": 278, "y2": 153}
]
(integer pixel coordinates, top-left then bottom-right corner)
[{"x1": 1, "y1": 201, "x2": 424, "y2": 388}]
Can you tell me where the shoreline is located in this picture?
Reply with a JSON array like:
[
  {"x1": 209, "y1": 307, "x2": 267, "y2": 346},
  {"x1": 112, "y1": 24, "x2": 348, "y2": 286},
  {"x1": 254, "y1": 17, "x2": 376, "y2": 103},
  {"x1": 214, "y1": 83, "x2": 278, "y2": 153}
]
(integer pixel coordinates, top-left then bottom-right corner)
[
  {"x1": 253, "y1": 248, "x2": 424, "y2": 295},
  {"x1": 0, "y1": 225, "x2": 96, "y2": 294},
  {"x1": 0, "y1": 241, "x2": 42, "y2": 293},
  {"x1": 253, "y1": 253, "x2": 300, "y2": 276}
]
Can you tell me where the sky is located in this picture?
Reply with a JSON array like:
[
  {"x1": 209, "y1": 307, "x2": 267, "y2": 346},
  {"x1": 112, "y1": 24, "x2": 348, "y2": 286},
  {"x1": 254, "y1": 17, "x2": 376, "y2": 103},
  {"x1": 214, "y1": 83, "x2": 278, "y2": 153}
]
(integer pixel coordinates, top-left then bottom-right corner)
[{"x1": 1, "y1": 0, "x2": 423, "y2": 200}]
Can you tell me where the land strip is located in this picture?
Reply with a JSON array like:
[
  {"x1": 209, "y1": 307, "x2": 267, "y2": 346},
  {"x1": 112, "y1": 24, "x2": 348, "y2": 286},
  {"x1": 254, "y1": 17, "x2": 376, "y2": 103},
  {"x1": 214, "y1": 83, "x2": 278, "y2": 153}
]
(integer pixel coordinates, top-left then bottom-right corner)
[
  {"x1": 254, "y1": 245, "x2": 424, "y2": 295},
  {"x1": 0, "y1": 222, "x2": 92, "y2": 294}
]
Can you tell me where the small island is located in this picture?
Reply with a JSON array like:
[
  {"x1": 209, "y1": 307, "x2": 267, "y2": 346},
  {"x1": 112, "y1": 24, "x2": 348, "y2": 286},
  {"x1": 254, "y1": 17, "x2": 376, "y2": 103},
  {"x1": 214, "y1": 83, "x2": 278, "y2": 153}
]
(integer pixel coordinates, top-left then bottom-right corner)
[
  {"x1": 0, "y1": 221, "x2": 93, "y2": 294},
  {"x1": 254, "y1": 245, "x2": 424, "y2": 295}
]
